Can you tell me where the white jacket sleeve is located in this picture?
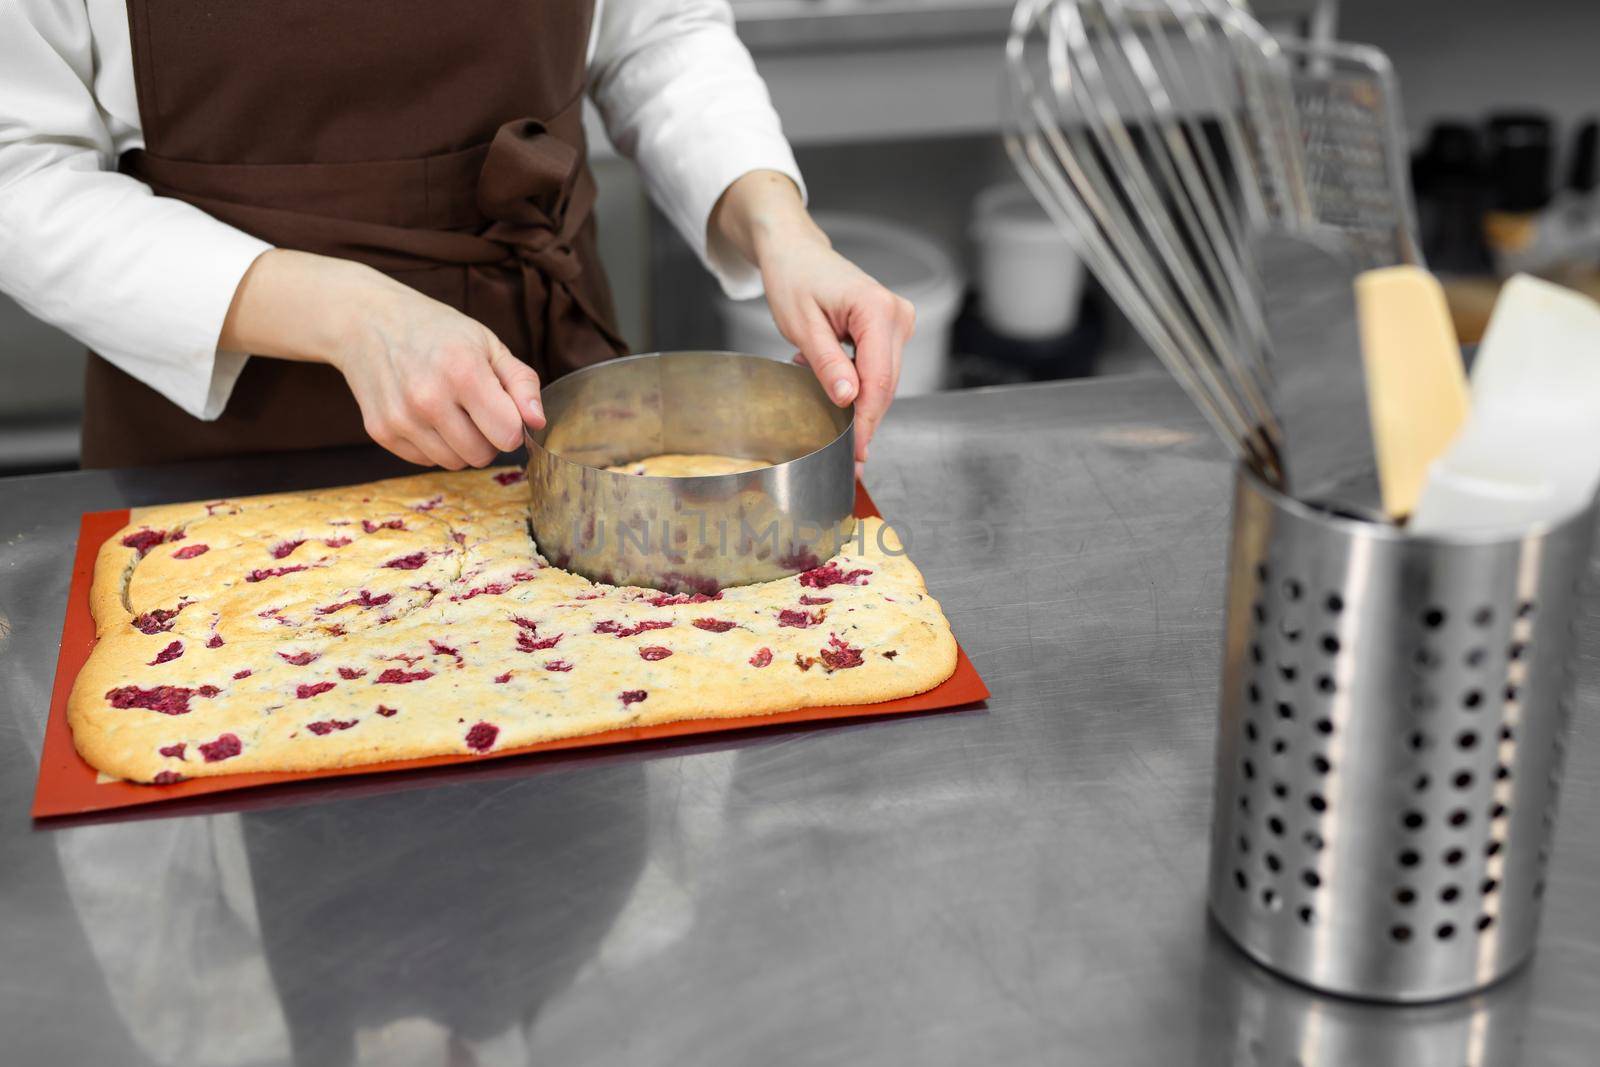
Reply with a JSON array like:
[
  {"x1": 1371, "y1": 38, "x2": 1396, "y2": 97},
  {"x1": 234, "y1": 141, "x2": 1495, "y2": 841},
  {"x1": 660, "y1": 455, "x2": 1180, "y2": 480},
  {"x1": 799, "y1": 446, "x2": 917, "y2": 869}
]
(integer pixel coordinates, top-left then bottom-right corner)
[
  {"x1": 0, "y1": 1, "x2": 271, "y2": 420},
  {"x1": 588, "y1": 0, "x2": 805, "y2": 300}
]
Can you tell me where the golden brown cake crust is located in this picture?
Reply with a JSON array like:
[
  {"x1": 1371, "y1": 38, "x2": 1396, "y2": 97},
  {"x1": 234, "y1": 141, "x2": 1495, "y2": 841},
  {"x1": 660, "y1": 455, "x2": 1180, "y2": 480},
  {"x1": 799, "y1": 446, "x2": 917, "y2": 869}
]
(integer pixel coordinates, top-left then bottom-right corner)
[{"x1": 69, "y1": 460, "x2": 957, "y2": 783}]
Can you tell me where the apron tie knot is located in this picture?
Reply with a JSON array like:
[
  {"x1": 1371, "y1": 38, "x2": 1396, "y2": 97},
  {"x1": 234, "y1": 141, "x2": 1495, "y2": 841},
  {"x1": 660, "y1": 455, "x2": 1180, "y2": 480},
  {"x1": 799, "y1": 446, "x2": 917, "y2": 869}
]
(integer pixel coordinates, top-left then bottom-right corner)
[{"x1": 479, "y1": 118, "x2": 585, "y2": 283}]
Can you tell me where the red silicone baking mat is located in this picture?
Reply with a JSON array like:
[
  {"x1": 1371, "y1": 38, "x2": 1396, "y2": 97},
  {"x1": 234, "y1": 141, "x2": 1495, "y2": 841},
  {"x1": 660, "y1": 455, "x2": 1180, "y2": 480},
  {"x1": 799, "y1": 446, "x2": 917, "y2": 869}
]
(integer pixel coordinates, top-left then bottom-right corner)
[{"x1": 33, "y1": 484, "x2": 988, "y2": 818}]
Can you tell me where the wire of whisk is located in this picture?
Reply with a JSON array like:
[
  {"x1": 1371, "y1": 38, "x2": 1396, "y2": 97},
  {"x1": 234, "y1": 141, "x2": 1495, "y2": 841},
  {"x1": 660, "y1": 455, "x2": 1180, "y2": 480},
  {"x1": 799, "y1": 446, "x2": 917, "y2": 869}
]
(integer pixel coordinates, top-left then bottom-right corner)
[
  {"x1": 1006, "y1": 0, "x2": 1287, "y2": 476},
  {"x1": 1107, "y1": 8, "x2": 1268, "y2": 382},
  {"x1": 1007, "y1": 49, "x2": 1272, "y2": 469},
  {"x1": 1059, "y1": 1, "x2": 1281, "y2": 441}
]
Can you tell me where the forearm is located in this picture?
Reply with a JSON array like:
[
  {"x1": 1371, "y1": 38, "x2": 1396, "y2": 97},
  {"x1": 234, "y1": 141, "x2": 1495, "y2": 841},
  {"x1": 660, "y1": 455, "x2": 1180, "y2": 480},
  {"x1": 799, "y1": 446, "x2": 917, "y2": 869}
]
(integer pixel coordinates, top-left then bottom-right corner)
[
  {"x1": 220, "y1": 248, "x2": 540, "y2": 469},
  {"x1": 709, "y1": 169, "x2": 914, "y2": 463},
  {"x1": 709, "y1": 169, "x2": 823, "y2": 275},
  {"x1": 218, "y1": 249, "x2": 402, "y2": 368}
]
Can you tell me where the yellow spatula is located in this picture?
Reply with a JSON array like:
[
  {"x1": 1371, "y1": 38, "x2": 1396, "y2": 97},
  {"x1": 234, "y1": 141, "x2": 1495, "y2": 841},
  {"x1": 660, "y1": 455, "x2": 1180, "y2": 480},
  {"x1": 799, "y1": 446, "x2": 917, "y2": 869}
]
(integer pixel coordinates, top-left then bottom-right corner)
[{"x1": 1354, "y1": 266, "x2": 1472, "y2": 520}]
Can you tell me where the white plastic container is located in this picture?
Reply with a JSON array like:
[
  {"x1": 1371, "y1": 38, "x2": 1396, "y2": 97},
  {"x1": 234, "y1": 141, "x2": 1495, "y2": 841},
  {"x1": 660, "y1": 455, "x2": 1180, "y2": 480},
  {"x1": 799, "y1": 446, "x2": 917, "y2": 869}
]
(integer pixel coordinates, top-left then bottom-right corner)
[
  {"x1": 970, "y1": 183, "x2": 1085, "y2": 339},
  {"x1": 715, "y1": 212, "x2": 962, "y2": 396}
]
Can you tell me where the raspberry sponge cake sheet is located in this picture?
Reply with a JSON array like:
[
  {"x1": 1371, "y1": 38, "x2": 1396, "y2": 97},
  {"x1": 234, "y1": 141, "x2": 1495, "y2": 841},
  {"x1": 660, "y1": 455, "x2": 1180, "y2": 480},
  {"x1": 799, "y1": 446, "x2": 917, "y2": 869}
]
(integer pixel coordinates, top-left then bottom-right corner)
[{"x1": 69, "y1": 460, "x2": 959, "y2": 784}]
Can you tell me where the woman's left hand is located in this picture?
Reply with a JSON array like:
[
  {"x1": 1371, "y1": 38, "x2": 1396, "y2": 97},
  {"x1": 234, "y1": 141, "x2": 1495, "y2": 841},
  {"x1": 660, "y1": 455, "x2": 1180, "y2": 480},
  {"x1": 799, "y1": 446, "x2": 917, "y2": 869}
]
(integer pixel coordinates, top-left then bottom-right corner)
[{"x1": 712, "y1": 171, "x2": 915, "y2": 466}]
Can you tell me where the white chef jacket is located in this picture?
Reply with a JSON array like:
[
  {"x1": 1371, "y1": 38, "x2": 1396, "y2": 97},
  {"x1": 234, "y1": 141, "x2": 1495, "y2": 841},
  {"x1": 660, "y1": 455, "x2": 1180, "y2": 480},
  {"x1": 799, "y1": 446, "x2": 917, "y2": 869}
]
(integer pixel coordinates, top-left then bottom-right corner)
[{"x1": 0, "y1": 0, "x2": 802, "y2": 420}]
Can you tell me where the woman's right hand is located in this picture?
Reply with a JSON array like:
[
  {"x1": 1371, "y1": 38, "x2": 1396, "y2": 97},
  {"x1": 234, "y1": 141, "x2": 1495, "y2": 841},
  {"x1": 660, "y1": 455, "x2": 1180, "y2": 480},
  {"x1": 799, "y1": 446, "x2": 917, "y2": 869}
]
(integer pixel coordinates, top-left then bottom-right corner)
[{"x1": 220, "y1": 249, "x2": 543, "y2": 469}]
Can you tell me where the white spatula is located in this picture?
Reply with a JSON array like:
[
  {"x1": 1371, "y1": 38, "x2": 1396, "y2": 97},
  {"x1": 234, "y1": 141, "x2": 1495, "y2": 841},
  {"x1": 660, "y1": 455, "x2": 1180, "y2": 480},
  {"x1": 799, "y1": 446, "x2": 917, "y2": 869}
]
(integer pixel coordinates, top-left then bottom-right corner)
[
  {"x1": 1354, "y1": 266, "x2": 1471, "y2": 521},
  {"x1": 1411, "y1": 274, "x2": 1600, "y2": 534}
]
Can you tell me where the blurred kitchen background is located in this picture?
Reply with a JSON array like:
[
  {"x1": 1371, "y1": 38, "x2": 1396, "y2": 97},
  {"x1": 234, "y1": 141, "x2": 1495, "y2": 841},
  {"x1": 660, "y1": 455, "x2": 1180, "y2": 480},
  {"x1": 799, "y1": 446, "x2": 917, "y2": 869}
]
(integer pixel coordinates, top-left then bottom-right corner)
[{"x1": 3, "y1": 0, "x2": 1598, "y2": 475}]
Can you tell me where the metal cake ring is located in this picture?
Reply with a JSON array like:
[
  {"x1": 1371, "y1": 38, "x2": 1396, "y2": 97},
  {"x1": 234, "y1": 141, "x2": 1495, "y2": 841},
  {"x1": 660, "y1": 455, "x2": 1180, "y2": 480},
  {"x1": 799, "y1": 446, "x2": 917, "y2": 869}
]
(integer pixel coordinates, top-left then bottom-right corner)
[{"x1": 525, "y1": 351, "x2": 857, "y2": 593}]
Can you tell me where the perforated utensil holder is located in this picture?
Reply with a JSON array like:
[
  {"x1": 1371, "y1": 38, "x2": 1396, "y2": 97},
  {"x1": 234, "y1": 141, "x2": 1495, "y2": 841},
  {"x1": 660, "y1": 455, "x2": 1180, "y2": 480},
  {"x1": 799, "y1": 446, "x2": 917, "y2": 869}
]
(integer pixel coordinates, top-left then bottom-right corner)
[{"x1": 1208, "y1": 468, "x2": 1598, "y2": 1001}]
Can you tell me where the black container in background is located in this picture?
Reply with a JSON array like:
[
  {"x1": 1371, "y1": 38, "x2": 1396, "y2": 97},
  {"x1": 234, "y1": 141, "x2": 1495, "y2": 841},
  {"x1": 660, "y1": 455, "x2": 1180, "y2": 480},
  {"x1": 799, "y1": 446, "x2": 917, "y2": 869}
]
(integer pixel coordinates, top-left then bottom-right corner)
[
  {"x1": 1411, "y1": 121, "x2": 1494, "y2": 274},
  {"x1": 950, "y1": 289, "x2": 1104, "y2": 388},
  {"x1": 1486, "y1": 112, "x2": 1556, "y2": 212},
  {"x1": 1567, "y1": 119, "x2": 1597, "y2": 195}
]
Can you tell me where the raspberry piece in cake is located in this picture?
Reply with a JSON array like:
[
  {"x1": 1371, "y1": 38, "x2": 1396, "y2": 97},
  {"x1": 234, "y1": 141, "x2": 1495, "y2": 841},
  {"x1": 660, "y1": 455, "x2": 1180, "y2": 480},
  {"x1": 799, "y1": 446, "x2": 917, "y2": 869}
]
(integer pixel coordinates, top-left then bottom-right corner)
[
  {"x1": 172, "y1": 544, "x2": 210, "y2": 560},
  {"x1": 493, "y1": 470, "x2": 526, "y2": 486},
  {"x1": 246, "y1": 565, "x2": 309, "y2": 583},
  {"x1": 337, "y1": 667, "x2": 366, "y2": 680},
  {"x1": 376, "y1": 705, "x2": 398, "y2": 717},
  {"x1": 158, "y1": 743, "x2": 186, "y2": 759},
  {"x1": 594, "y1": 619, "x2": 673, "y2": 638},
  {"x1": 638, "y1": 646, "x2": 673, "y2": 661},
  {"x1": 645, "y1": 591, "x2": 721, "y2": 608},
  {"x1": 152, "y1": 771, "x2": 185, "y2": 785},
  {"x1": 375, "y1": 668, "x2": 433, "y2": 684},
  {"x1": 798, "y1": 595, "x2": 832, "y2": 606},
  {"x1": 206, "y1": 634, "x2": 225, "y2": 649},
  {"x1": 464, "y1": 722, "x2": 499, "y2": 751},
  {"x1": 517, "y1": 631, "x2": 562, "y2": 653},
  {"x1": 278, "y1": 650, "x2": 320, "y2": 667},
  {"x1": 450, "y1": 581, "x2": 510, "y2": 602},
  {"x1": 384, "y1": 552, "x2": 428, "y2": 570},
  {"x1": 121, "y1": 528, "x2": 170, "y2": 556},
  {"x1": 798, "y1": 562, "x2": 872, "y2": 589},
  {"x1": 270, "y1": 539, "x2": 306, "y2": 559},
  {"x1": 777, "y1": 609, "x2": 822, "y2": 629},
  {"x1": 316, "y1": 589, "x2": 392, "y2": 615},
  {"x1": 296, "y1": 682, "x2": 336, "y2": 699},
  {"x1": 106, "y1": 684, "x2": 213, "y2": 715},
  {"x1": 749, "y1": 647, "x2": 773, "y2": 668},
  {"x1": 362, "y1": 518, "x2": 406, "y2": 534},
  {"x1": 544, "y1": 660, "x2": 573, "y2": 672},
  {"x1": 692, "y1": 618, "x2": 736, "y2": 633},
  {"x1": 618, "y1": 690, "x2": 648, "y2": 706},
  {"x1": 148, "y1": 641, "x2": 184, "y2": 665},
  {"x1": 198, "y1": 733, "x2": 242, "y2": 762},
  {"x1": 132, "y1": 605, "x2": 184, "y2": 635},
  {"x1": 306, "y1": 718, "x2": 357, "y2": 735},
  {"x1": 819, "y1": 634, "x2": 865, "y2": 671}
]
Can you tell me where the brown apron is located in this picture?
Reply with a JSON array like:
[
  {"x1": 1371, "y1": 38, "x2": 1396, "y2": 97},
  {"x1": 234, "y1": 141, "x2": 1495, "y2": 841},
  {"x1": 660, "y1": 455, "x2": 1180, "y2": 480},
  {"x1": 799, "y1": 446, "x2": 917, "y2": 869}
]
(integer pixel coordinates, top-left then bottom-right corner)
[{"x1": 81, "y1": 0, "x2": 627, "y2": 469}]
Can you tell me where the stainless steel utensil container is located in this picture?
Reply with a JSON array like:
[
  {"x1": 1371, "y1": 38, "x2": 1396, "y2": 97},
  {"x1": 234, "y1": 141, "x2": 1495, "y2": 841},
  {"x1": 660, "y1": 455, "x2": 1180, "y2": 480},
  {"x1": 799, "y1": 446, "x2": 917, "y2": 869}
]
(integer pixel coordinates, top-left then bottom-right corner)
[
  {"x1": 525, "y1": 351, "x2": 855, "y2": 593},
  {"x1": 1208, "y1": 467, "x2": 1598, "y2": 1001}
]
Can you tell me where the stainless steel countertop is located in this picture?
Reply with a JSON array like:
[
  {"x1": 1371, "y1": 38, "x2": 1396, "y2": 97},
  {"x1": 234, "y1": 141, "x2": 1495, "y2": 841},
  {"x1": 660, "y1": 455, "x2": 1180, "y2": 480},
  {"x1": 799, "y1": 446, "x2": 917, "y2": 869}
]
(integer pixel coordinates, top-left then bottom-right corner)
[{"x1": 1, "y1": 375, "x2": 1595, "y2": 1066}]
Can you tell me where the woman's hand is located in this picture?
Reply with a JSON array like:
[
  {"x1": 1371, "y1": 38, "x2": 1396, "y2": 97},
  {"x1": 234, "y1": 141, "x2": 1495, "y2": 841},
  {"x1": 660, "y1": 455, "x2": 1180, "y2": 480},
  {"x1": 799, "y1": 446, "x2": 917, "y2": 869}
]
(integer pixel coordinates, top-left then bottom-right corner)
[
  {"x1": 220, "y1": 249, "x2": 543, "y2": 469},
  {"x1": 712, "y1": 171, "x2": 915, "y2": 465}
]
